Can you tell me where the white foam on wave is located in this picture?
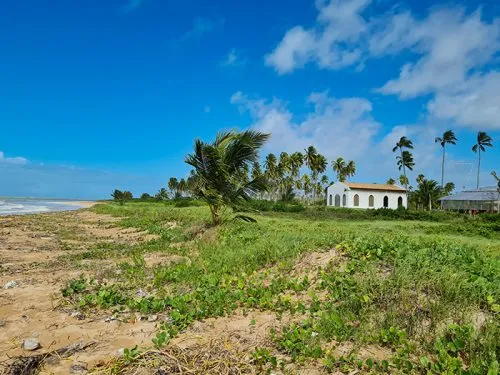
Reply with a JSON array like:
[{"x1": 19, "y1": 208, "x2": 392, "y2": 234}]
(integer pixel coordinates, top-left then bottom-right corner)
[{"x1": 0, "y1": 201, "x2": 51, "y2": 215}]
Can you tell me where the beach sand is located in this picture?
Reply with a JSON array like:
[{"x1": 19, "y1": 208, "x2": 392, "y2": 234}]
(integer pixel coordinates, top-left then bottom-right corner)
[{"x1": 0, "y1": 207, "x2": 157, "y2": 374}]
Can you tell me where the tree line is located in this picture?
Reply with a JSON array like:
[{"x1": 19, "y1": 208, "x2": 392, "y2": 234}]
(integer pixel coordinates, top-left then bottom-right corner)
[{"x1": 113, "y1": 129, "x2": 495, "y2": 224}]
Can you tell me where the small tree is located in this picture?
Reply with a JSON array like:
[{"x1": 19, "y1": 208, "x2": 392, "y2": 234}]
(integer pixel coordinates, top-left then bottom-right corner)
[
  {"x1": 111, "y1": 189, "x2": 124, "y2": 205},
  {"x1": 185, "y1": 130, "x2": 270, "y2": 225},
  {"x1": 123, "y1": 191, "x2": 133, "y2": 203},
  {"x1": 140, "y1": 193, "x2": 152, "y2": 200},
  {"x1": 155, "y1": 188, "x2": 169, "y2": 201},
  {"x1": 386, "y1": 178, "x2": 396, "y2": 185}
]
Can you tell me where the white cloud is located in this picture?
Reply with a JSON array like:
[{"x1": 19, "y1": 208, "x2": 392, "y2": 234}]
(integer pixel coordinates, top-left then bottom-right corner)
[
  {"x1": 0, "y1": 151, "x2": 28, "y2": 165},
  {"x1": 265, "y1": 0, "x2": 369, "y2": 74},
  {"x1": 377, "y1": 8, "x2": 500, "y2": 98},
  {"x1": 428, "y1": 71, "x2": 500, "y2": 130},
  {"x1": 230, "y1": 90, "x2": 380, "y2": 162},
  {"x1": 265, "y1": 1, "x2": 500, "y2": 130},
  {"x1": 220, "y1": 48, "x2": 246, "y2": 67}
]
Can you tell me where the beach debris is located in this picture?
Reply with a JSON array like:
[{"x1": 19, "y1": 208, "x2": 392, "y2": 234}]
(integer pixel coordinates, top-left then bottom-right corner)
[
  {"x1": 135, "y1": 289, "x2": 148, "y2": 298},
  {"x1": 70, "y1": 361, "x2": 88, "y2": 374},
  {"x1": 115, "y1": 348, "x2": 125, "y2": 357},
  {"x1": 22, "y1": 338, "x2": 40, "y2": 351},
  {"x1": 4, "y1": 280, "x2": 18, "y2": 289},
  {"x1": 70, "y1": 311, "x2": 86, "y2": 320},
  {"x1": 4, "y1": 341, "x2": 96, "y2": 375},
  {"x1": 147, "y1": 314, "x2": 158, "y2": 322},
  {"x1": 0, "y1": 320, "x2": 5, "y2": 328}
]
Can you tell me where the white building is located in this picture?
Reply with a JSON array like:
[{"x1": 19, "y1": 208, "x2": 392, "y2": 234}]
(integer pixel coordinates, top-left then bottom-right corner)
[{"x1": 326, "y1": 182, "x2": 407, "y2": 209}]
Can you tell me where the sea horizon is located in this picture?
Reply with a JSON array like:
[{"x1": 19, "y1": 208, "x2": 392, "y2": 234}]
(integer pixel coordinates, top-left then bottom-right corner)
[{"x1": 0, "y1": 197, "x2": 95, "y2": 216}]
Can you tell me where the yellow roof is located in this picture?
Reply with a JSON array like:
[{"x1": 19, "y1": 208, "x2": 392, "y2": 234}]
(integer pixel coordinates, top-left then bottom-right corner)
[{"x1": 344, "y1": 182, "x2": 406, "y2": 192}]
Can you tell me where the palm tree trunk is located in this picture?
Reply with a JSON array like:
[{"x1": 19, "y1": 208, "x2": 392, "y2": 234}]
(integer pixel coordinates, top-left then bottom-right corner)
[
  {"x1": 477, "y1": 149, "x2": 481, "y2": 189},
  {"x1": 441, "y1": 146, "x2": 445, "y2": 188}
]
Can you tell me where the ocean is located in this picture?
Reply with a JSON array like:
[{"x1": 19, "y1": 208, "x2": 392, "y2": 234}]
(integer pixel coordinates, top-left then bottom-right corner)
[{"x1": 0, "y1": 198, "x2": 87, "y2": 216}]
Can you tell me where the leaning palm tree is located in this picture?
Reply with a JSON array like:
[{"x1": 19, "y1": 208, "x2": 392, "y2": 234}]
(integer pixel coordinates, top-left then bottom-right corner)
[
  {"x1": 472, "y1": 131, "x2": 493, "y2": 189},
  {"x1": 435, "y1": 130, "x2": 458, "y2": 188},
  {"x1": 185, "y1": 130, "x2": 269, "y2": 225},
  {"x1": 392, "y1": 136, "x2": 414, "y2": 189}
]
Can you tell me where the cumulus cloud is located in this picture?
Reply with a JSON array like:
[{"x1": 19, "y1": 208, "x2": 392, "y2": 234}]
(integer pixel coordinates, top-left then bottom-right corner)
[
  {"x1": 377, "y1": 9, "x2": 500, "y2": 98},
  {"x1": 266, "y1": 1, "x2": 500, "y2": 130},
  {"x1": 230, "y1": 90, "x2": 380, "y2": 162},
  {"x1": 427, "y1": 71, "x2": 500, "y2": 130},
  {"x1": 0, "y1": 151, "x2": 28, "y2": 165},
  {"x1": 220, "y1": 48, "x2": 246, "y2": 67},
  {"x1": 265, "y1": 0, "x2": 369, "y2": 74}
]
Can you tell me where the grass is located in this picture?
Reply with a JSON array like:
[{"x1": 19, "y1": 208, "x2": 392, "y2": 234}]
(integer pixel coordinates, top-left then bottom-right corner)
[{"x1": 63, "y1": 201, "x2": 499, "y2": 374}]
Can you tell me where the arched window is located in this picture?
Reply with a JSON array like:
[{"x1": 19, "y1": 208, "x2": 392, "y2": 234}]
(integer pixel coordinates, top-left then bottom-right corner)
[
  {"x1": 342, "y1": 194, "x2": 347, "y2": 207},
  {"x1": 383, "y1": 196, "x2": 389, "y2": 208},
  {"x1": 334, "y1": 194, "x2": 341, "y2": 207},
  {"x1": 398, "y1": 196, "x2": 403, "y2": 208},
  {"x1": 368, "y1": 195, "x2": 374, "y2": 207},
  {"x1": 329, "y1": 195, "x2": 333, "y2": 206},
  {"x1": 353, "y1": 194, "x2": 360, "y2": 207}
]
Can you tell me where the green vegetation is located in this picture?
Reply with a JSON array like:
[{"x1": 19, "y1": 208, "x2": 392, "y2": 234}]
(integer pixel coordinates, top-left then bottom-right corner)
[{"x1": 63, "y1": 201, "x2": 499, "y2": 374}]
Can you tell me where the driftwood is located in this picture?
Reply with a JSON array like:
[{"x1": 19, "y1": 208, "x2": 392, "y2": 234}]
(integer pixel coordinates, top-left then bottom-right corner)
[{"x1": 1, "y1": 341, "x2": 97, "y2": 375}]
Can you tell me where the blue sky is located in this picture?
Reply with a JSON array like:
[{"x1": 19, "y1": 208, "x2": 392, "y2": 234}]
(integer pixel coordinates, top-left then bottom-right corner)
[{"x1": 1, "y1": 0, "x2": 499, "y2": 199}]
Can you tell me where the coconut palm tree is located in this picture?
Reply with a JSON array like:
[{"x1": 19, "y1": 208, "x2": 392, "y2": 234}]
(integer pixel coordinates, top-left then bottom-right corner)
[
  {"x1": 398, "y1": 175, "x2": 409, "y2": 188},
  {"x1": 155, "y1": 188, "x2": 168, "y2": 201},
  {"x1": 312, "y1": 154, "x2": 328, "y2": 199},
  {"x1": 435, "y1": 130, "x2": 458, "y2": 188},
  {"x1": 386, "y1": 178, "x2": 396, "y2": 185},
  {"x1": 472, "y1": 131, "x2": 493, "y2": 189},
  {"x1": 412, "y1": 178, "x2": 442, "y2": 211},
  {"x1": 345, "y1": 160, "x2": 356, "y2": 181},
  {"x1": 392, "y1": 136, "x2": 414, "y2": 189},
  {"x1": 332, "y1": 157, "x2": 346, "y2": 182},
  {"x1": 301, "y1": 174, "x2": 312, "y2": 199},
  {"x1": 185, "y1": 130, "x2": 269, "y2": 225},
  {"x1": 290, "y1": 152, "x2": 304, "y2": 179},
  {"x1": 304, "y1": 146, "x2": 318, "y2": 172},
  {"x1": 168, "y1": 177, "x2": 178, "y2": 197},
  {"x1": 396, "y1": 151, "x2": 414, "y2": 190},
  {"x1": 264, "y1": 153, "x2": 278, "y2": 200}
]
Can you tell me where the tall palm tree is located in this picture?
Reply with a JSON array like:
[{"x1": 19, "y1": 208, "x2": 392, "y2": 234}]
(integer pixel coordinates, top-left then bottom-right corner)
[
  {"x1": 332, "y1": 157, "x2": 346, "y2": 182},
  {"x1": 398, "y1": 174, "x2": 409, "y2": 188},
  {"x1": 304, "y1": 146, "x2": 318, "y2": 172},
  {"x1": 435, "y1": 130, "x2": 457, "y2": 188},
  {"x1": 312, "y1": 154, "x2": 327, "y2": 199},
  {"x1": 345, "y1": 160, "x2": 356, "y2": 181},
  {"x1": 290, "y1": 152, "x2": 304, "y2": 179},
  {"x1": 168, "y1": 177, "x2": 178, "y2": 197},
  {"x1": 472, "y1": 131, "x2": 493, "y2": 189},
  {"x1": 185, "y1": 130, "x2": 269, "y2": 225},
  {"x1": 396, "y1": 151, "x2": 415, "y2": 181},
  {"x1": 301, "y1": 174, "x2": 312, "y2": 199},
  {"x1": 264, "y1": 153, "x2": 278, "y2": 200},
  {"x1": 392, "y1": 136, "x2": 414, "y2": 190}
]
